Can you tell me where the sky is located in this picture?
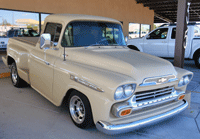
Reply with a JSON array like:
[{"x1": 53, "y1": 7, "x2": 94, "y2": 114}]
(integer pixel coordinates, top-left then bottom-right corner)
[{"x1": 0, "y1": 9, "x2": 49, "y2": 25}]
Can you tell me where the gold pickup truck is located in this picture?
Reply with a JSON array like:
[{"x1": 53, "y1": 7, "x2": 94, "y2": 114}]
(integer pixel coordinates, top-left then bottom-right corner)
[{"x1": 2, "y1": 14, "x2": 193, "y2": 135}]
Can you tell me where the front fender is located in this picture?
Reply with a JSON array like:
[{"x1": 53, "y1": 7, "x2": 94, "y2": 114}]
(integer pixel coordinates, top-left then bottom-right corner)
[
  {"x1": 52, "y1": 60, "x2": 136, "y2": 123},
  {"x1": 127, "y1": 39, "x2": 144, "y2": 52}
]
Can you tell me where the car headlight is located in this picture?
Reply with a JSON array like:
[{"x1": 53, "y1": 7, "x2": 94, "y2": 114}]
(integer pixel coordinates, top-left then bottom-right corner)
[
  {"x1": 178, "y1": 74, "x2": 193, "y2": 87},
  {"x1": 114, "y1": 84, "x2": 136, "y2": 100}
]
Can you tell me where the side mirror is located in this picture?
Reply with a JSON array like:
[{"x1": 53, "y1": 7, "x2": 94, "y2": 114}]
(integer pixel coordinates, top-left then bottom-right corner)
[
  {"x1": 146, "y1": 35, "x2": 150, "y2": 39},
  {"x1": 40, "y1": 33, "x2": 51, "y2": 49},
  {"x1": 125, "y1": 36, "x2": 128, "y2": 42}
]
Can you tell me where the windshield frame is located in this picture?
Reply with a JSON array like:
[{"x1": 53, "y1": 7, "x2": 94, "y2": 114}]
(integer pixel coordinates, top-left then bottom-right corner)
[{"x1": 61, "y1": 20, "x2": 126, "y2": 48}]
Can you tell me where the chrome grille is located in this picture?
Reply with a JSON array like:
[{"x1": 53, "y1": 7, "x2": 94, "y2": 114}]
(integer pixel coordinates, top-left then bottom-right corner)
[{"x1": 135, "y1": 86, "x2": 174, "y2": 102}]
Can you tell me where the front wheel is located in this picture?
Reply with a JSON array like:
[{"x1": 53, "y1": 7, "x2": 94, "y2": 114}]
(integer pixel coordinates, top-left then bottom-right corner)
[
  {"x1": 10, "y1": 62, "x2": 27, "y2": 87},
  {"x1": 68, "y1": 90, "x2": 94, "y2": 128},
  {"x1": 194, "y1": 52, "x2": 200, "y2": 69}
]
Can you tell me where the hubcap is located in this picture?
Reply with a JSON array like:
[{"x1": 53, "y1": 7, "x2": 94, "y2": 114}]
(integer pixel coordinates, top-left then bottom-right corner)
[
  {"x1": 11, "y1": 65, "x2": 18, "y2": 85},
  {"x1": 69, "y1": 95, "x2": 85, "y2": 124}
]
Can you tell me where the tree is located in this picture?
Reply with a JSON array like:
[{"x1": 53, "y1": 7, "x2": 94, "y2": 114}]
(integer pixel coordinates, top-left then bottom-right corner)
[{"x1": 0, "y1": 19, "x2": 11, "y2": 25}]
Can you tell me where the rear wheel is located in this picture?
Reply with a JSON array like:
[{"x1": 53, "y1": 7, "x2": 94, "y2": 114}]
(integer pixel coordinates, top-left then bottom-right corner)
[
  {"x1": 68, "y1": 90, "x2": 94, "y2": 128},
  {"x1": 194, "y1": 52, "x2": 200, "y2": 69},
  {"x1": 10, "y1": 62, "x2": 27, "y2": 87}
]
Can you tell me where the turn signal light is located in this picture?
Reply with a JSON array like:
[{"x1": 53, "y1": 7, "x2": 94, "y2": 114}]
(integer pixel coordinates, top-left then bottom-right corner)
[
  {"x1": 120, "y1": 109, "x2": 132, "y2": 116},
  {"x1": 178, "y1": 94, "x2": 185, "y2": 100}
]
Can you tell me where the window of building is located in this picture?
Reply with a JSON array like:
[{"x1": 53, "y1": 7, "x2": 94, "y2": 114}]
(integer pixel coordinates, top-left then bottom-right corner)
[
  {"x1": 129, "y1": 23, "x2": 140, "y2": 39},
  {"x1": 141, "y1": 24, "x2": 150, "y2": 37},
  {"x1": 0, "y1": 9, "x2": 40, "y2": 37}
]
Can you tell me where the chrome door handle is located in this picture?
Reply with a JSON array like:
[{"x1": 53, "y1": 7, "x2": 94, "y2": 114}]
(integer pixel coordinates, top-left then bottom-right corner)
[{"x1": 45, "y1": 61, "x2": 50, "y2": 65}]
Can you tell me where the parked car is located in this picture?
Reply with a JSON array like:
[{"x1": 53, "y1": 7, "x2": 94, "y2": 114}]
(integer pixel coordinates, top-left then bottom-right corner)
[
  {"x1": 2, "y1": 14, "x2": 192, "y2": 135},
  {"x1": 0, "y1": 28, "x2": 39, "y2": 50},
  {"x1": 127, "y1": 23, "x2": 200, "y2": 68}
]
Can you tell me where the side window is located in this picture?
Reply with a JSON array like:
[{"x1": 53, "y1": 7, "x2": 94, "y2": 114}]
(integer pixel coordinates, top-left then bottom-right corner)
[
  {"x1": 194, "y1": 27, "x2": 200, "y2": 38},
  {"x1": 148, "y1": 28, "x2": 168, "y2": 39},
  {"x1": 44, "y1": 23, "x2": 62, "y2": 46},
  {"x1": 61, "y1": 24, "x2": 73, "y2": 47},
  {"x1": 171, "y1": 28, "x2": 176, "y2": 39}
]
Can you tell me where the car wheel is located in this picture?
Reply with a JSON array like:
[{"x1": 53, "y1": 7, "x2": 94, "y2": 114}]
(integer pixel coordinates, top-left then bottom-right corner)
[
  {"x1": 194, "y1": 52, "x2": 200, "y2": 69},
  {"x1": 68, "y1": 90, "x2": 94, "y2": 128},
  {"x1": 10, "y1": 62, "x2": 27, "y2": 87}
]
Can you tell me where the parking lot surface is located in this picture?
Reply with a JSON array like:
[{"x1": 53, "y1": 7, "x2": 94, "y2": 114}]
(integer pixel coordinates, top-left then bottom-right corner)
[{"x1": 1, "y1": 52, "x2": 200, "y2": 139}]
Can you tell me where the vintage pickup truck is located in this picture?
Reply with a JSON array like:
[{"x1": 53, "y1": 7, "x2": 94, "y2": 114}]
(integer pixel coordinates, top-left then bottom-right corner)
[
  {"x1": 2, "y1": 14, "x2": 193, "y2": 135},
  {"x1": 127, "y1": 23, "x2": 200, "y2": 68}
]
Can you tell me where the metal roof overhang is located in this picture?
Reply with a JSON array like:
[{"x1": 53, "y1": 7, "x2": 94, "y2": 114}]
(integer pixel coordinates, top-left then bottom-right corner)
[{"x1": 136, "y1": 0, "x2": 200, "y2": 23}]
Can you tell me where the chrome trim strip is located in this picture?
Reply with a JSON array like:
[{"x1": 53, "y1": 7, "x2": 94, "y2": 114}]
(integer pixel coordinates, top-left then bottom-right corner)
[
  {"x1": 140, "y1": 75, "x2": 178, "y2": 87},
  {"x1": 96, "y1": 101, "x2": 188, "y2": 135},
  {"x1": 70, "y1": 74, "x2": 104, "y2": 92}
]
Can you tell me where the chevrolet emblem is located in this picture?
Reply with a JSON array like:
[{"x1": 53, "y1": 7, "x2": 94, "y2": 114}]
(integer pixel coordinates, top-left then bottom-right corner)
[{"x1": 158, "y1": 77, "x2": 168, "y2": 83}]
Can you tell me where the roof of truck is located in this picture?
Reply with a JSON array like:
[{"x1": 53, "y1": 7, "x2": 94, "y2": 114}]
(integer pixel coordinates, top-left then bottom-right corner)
[
  {"x1": 44, "y1": 14, "x2": 121, "y2": 25},
  {"x1": 159, "y1": 23, "x2": 200, "y2": 27}
]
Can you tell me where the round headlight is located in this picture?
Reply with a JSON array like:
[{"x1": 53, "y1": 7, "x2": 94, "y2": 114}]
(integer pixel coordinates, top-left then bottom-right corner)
[
  {"x1": 124, "y1": 85, "x2": 133, "y2": 97},
  {"x1": 115, "y1": 87, "x2": 124, "y2": 100},
  {"x1": 184, "y1": 76, "x2": 190, "y2": 84},
  {"x1": 178, "y1": 78, "x2": 184, "y2": 86}
]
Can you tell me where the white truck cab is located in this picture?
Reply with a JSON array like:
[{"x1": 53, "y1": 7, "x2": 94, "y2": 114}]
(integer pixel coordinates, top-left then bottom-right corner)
[{"x1": 127, "y1": 23, "x2": 200, "y2": 68}]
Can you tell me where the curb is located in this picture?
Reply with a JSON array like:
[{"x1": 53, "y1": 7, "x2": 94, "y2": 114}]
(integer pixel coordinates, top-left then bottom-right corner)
[{"x1": 0, "y1": 72, "x2": 10, "y2": 79}]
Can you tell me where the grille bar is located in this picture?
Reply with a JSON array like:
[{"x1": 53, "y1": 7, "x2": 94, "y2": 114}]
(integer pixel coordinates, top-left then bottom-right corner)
[{"x1": 135, "y1": 87, "x2": 174, "y2": 102}]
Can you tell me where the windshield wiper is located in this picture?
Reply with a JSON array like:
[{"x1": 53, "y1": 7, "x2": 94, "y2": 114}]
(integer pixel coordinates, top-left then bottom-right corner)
[{"x1": 85, "y1": 44, "x2": 104, "y2": 48}]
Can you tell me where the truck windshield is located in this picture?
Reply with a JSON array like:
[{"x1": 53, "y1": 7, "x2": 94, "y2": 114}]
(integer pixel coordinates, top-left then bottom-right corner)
[{"x1": 61, "y1": 21, "x2": 126, "y2": 47}]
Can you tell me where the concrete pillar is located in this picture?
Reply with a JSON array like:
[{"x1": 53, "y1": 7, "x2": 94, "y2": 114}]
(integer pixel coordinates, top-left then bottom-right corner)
[{"x1": 174, "y1": 0, "x2": 189, "y2": 68}]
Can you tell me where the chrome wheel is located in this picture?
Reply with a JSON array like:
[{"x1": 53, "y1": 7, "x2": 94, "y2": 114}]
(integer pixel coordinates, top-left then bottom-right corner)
[
  {"x1": 69, "y1": 95, "x2": 85, "y2": 124},
  {"x1": 11, "y1": 65, "x2": 18, "y2": 85}
]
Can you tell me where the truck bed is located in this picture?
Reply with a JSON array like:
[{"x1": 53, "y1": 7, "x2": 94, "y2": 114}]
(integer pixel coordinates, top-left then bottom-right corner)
[{"x1": 12, "y1": 37, "x2": 39, "y2": 46}]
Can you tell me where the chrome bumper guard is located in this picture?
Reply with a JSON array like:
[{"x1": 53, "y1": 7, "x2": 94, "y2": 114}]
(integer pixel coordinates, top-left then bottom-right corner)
[{"x1": 96, "y1": 100, "x2": 188, "y2": 135}]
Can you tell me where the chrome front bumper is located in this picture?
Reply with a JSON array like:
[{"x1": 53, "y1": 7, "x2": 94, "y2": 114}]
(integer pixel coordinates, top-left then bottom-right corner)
[{"x1": 96, "y1": 100, "x2": 188, "y2": 135}]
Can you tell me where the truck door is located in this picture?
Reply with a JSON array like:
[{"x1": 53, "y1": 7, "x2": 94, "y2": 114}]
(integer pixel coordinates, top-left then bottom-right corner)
[
  {"x1": 168, "y1": 27, "x2": 190, "y2": 58},
  {"x1": 143, "y1": 28, "x2": 169, "y2": 57},
  {"x1": 29, "y1": 23, "x2": 62, "y2": 99},
  {"x1": 168, "y1": 27, "x2": 176, "y2": 57}
]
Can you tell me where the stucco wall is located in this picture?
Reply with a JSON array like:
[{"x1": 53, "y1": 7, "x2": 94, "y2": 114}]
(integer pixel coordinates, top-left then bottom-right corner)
[{"x1": 0, "y1": 0, "x2": 154, "y2": 36}]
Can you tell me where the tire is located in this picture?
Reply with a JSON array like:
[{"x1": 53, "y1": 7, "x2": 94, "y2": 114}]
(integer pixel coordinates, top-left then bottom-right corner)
[
  {"x1": 10, "y1": 62, "x2": 27, "y2": 87},
  {"x1": 194, "y1": 52, "x2": 200, "y2": 69},
  {"x1": 68, "y1": 90, "x2": 94, "y2": 129},
  {"x1": 127, "y1": 45, "x2": 139, "y2": 51}
]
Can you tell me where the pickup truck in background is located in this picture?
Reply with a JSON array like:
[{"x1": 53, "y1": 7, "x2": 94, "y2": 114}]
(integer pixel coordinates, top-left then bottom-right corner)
[
  {"x1": 2, "y1": 14, "x2": 193, "y2": 135},
  {"x1": 127, "y1": 23, "x2": 200, "y2": 68}
]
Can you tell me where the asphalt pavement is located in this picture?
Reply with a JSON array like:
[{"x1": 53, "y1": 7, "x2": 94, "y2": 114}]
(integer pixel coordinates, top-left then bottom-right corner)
[{"x1": 0, "y1": 51, "x2": 200, "y2": 139}]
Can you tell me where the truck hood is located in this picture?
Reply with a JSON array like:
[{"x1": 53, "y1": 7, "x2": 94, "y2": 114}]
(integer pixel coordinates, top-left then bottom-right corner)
[{"x1": 69, "y1": 47, "x2": 177, "y2": 83}]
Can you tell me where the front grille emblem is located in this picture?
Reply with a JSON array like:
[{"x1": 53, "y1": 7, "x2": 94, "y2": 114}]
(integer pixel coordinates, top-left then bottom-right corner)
[{"x1": 158, "y1": 77, "x2": 168, "y2": 83}]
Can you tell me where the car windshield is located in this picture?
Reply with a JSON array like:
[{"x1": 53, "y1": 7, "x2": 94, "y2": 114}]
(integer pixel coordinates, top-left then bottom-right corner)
[
  {"x1": 7, "y1": 30, "x2": 16, "y2": 37},
  {"x1": 61, "y1": 21, "x2": 126, "y2": 47}
]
